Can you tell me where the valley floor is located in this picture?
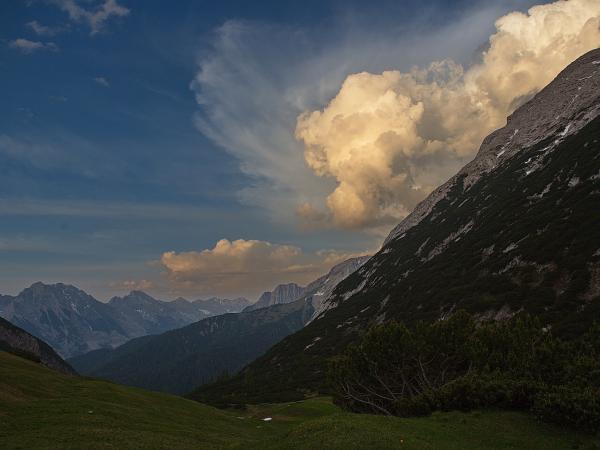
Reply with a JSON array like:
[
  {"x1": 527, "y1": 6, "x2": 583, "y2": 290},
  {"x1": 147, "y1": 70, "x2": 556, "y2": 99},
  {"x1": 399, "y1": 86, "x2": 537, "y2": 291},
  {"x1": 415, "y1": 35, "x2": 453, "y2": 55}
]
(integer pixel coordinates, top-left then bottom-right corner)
[{"x1": 0, "y1": 351, "x2": 598, "y2": 449}]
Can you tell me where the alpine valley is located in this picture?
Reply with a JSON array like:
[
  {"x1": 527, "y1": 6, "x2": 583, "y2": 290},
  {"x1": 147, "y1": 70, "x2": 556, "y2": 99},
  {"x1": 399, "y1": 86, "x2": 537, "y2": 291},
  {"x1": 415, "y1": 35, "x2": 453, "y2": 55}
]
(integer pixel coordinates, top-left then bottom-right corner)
[
  {"x1": 2, "y1": 2, "x2": 600, "y2": 448},
  {"x1": 68, "y1": 256, "x2": 368, "y2": 394}
]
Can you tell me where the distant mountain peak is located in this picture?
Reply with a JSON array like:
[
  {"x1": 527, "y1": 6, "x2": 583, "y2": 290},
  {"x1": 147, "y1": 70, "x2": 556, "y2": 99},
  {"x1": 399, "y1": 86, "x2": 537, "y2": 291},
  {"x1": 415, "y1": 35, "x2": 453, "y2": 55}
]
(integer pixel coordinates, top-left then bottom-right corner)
[
  {"x1": 26, "y1": 281, "x2": 79, "y2": 293},
  {"x1": 244, "y1": 282, "x2": 306, "y2": 312},
  {"x1": 109, "y1": 290, "x2": 158, "y2": 305},
  {"x1": 129, "y1": 290, "x2": 152, "y2": 297},
  {"x1": 1, "y1": 284, "x2": 250, "y2": 358}
]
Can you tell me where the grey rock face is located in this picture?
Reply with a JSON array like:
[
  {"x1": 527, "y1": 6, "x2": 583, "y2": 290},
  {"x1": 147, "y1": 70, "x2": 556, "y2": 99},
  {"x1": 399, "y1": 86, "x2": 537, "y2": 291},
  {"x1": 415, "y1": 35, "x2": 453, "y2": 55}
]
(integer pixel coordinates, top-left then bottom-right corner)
[
  {"x1": 0, "y1": 283, "x2": 250, "y2": 358},
  {"x1": 244, "y1": 283, "x2": 306, "y2": 312},
  {"x1": 0, "y1": 316, "x2": 76, "y2": 375},
  {"x1": 243, "y1": 257, "x2": 370, "y2": 315},
  {"x1": 1, "y1": 283, "x2": 127, "y2": 358},
  {"x1": 304, "y1": 255, "x2": 371, "y2": 321}
]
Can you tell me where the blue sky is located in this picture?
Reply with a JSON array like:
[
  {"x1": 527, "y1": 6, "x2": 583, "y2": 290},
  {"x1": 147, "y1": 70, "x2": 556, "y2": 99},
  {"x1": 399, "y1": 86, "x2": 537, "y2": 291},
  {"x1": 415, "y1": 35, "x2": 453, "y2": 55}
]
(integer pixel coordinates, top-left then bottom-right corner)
[{"x1": 0, "y1": 0, "x2": 542, "y2": 300}]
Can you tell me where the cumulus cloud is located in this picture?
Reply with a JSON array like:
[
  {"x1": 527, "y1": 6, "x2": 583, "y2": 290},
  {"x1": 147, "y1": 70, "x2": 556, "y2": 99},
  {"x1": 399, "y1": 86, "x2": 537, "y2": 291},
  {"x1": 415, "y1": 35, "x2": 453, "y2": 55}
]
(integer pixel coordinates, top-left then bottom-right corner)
[
  {"x1": 160, "y1": 238, "x2": 365, "y2": 298},
  {"x1": 296, "y1": 0, "x2": 600, "y2": 228},
  {"x1": 9, "y1": 38, "x2": 58, "y2": 54},
  {"x1": 191, "y1": 8, "x2": 508, "y2": 229},
  {"x1": 52, "y1": 0, "x2": 129, "y2": 35},
  {"x1": 109, "y1": 279, "x2": 154, "y2": 292},
  {"x1": 193, "y1": 0, "x2": 600, "y2": 233}
]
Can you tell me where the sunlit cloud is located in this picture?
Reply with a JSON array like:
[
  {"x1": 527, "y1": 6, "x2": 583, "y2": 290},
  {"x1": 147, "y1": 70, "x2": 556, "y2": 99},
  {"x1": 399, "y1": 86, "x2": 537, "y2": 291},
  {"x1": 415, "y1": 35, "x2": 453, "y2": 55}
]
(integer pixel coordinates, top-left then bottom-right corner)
[
  {"x1": 160, "y1": 238, "x2": 367, "y2": 298},
  {"x1": 296, "y1": 0, "x2": 600, "y2": 228},
  {"x1": 193, "y1": 0, "x2": 600, "y2": 232},
  {"x1": 51, "y1": 0, "x2": 129, "y2": 35},
  {"x1": 9, "y1": 38, "x2": 58, "y2": 54}
]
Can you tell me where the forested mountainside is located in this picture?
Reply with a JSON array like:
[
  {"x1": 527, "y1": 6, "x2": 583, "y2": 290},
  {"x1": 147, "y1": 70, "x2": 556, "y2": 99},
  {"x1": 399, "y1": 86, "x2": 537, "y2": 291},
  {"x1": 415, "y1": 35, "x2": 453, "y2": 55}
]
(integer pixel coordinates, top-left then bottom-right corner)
[
  {"x1": 70, "y1": 298, "x2": 313, "y2": 395},
  {"x1": 192, "y1": 48, "x2": 600, "y2": 406}
]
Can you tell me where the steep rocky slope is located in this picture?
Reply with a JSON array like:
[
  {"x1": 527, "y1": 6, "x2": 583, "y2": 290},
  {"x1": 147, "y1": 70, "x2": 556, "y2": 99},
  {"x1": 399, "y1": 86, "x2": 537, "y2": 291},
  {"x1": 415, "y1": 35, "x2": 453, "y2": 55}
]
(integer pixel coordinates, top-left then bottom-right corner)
[
  {"x1": 304, "y1": 256, "x2": 371, "y2": 321},
  {"x1": 243, "y1": 256, "x2": 370, "y2": 315},
  {"x1": 0, "y1": 316, "x2": 75, "y2": 375},
  {"x1": 193, "y1": 49, "x2": 600, "y2": 405},
  {"x1": 244, "y1": 283, "x2": 306, "y2": 312}
]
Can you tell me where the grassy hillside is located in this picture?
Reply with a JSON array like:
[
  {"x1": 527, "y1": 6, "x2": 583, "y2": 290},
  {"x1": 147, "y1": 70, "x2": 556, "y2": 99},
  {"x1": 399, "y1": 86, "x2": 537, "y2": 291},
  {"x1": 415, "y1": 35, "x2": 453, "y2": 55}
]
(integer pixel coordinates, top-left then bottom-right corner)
[
  {"x1": 0, "y1": 351, "x2": 275, "y2": 449},
  {"x1": 2, "y1": 351, "x2": 599, "y2": 449}
]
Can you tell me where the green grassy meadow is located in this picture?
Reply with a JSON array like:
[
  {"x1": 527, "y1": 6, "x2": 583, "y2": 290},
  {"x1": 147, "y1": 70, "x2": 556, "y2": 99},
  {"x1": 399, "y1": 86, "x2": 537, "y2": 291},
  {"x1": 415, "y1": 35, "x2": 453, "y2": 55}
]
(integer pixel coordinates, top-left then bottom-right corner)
[{"x1": 1, "y1": 351, "x2": 598, "y2": 449}]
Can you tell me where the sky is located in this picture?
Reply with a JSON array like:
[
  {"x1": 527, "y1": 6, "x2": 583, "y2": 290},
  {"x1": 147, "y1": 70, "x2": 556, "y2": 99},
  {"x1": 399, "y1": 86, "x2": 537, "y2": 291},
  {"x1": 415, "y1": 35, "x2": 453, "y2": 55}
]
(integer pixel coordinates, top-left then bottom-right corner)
[{"x1": 1, "y1": 0, "x2": 598, "y2": 301}]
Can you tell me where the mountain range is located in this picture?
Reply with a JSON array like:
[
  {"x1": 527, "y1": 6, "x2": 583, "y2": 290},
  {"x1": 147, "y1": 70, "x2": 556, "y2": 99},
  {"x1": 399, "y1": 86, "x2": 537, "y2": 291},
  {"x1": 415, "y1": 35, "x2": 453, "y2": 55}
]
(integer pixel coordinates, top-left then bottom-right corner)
[
  {"x1": 0, "y1": 282, "x2": 250, "y2": 358},
  {"x1": 191, "y1": 48, "x2": 600, "y2": 406},
  {"x1": 6, "y1": 49, "x2": 599, "y2": 414},
  {"x1": 68, "y1": 255, "x2": 369, "y2": 394}
]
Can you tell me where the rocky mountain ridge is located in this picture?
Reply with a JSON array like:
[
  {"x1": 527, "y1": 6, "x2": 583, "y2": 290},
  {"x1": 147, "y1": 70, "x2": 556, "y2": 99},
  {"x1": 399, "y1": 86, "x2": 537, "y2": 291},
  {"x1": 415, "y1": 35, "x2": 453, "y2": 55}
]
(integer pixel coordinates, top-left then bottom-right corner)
[
  {"x1": 0, "y1": 282, "x2": 249, "y2": 357},
  {"x1": 243, "y1": 283, "x2": 306, "y2": 312},
  {"x1": 304, "y1": 256, "x2": 371, "y2": 321},
  {"x1": 384, "y1": 49, "x2": 600, "y2": 246}
]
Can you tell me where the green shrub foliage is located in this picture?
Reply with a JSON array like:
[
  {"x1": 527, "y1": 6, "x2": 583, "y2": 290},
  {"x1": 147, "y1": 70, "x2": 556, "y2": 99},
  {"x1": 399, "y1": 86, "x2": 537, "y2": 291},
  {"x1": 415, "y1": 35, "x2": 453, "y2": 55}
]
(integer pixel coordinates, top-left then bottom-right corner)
[{"x1": 329, "y1": 312, "x2": 600, "y2": 432}]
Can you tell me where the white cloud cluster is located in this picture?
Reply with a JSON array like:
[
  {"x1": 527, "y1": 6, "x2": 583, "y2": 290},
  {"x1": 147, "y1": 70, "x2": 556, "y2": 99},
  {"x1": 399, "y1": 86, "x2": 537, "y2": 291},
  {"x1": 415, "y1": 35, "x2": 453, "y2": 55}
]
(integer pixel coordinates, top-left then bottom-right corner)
[
  {"x1": 160, "y1": 238, "x2": 363, "y2": 298},
  {"x1": 9, "y1": 38, "x2": 58, "y2": 54},
  {"x1": 296, "y1": 0, "x2": 600, "y2": 228},
  {"x1": 93, "y1": 76, "x2": 110, "y2": 87},
  {"x1": 53, "y1": 0, "x2": 129, "y2": 35},
  {"x1": 191, "y1": 12, "x2": 505, "y2": 230},
  {"x1": 193, "y1": 1, "x2": 600, "y2": 233}
]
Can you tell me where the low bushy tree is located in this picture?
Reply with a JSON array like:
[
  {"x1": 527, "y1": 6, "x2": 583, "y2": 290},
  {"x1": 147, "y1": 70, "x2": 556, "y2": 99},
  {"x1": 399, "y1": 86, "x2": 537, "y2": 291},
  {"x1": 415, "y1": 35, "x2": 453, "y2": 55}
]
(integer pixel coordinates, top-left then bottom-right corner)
[{"x1": 329, "y1": 312, "x2": 600, "y2": 432}]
